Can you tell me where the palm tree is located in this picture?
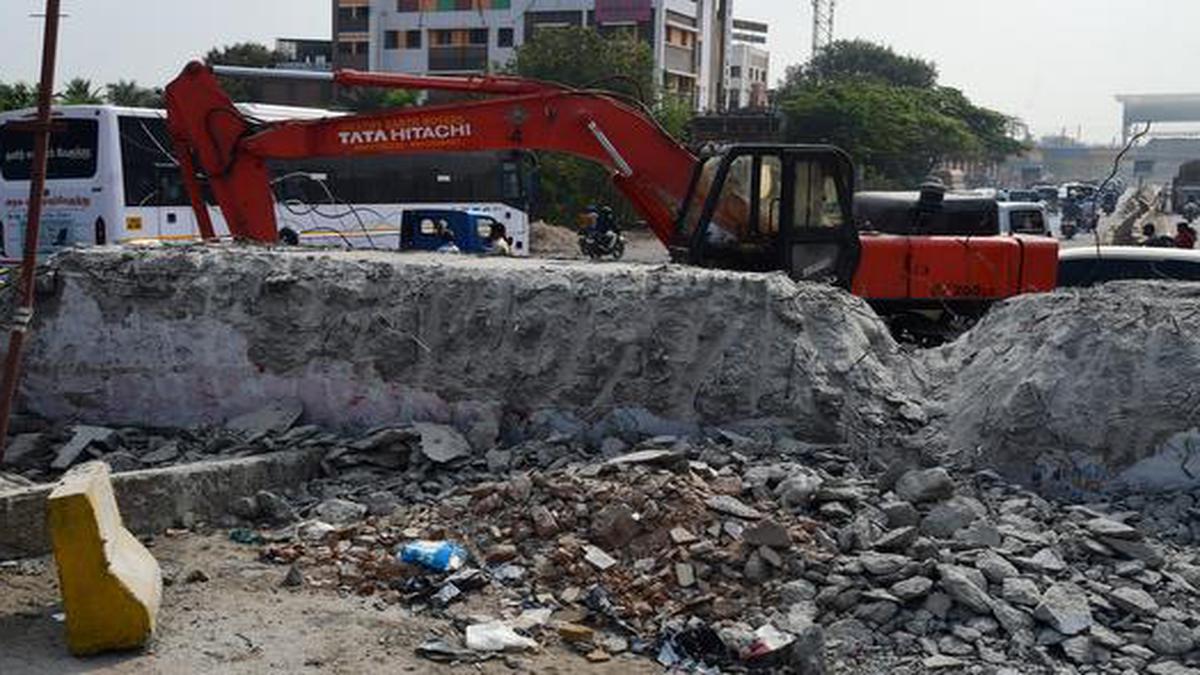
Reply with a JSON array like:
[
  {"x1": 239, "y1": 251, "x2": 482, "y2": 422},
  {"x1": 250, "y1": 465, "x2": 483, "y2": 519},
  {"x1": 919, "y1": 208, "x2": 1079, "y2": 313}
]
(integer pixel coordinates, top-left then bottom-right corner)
[
  {"x1": 104, "y1": 80, "x2": 162, "y2": 108},
  {"x1": 58, "y1": 78, "x2": 103, "y2": 104},
  {"x1": 0, "y1": 82, "x2": 38, "y2": 111}
]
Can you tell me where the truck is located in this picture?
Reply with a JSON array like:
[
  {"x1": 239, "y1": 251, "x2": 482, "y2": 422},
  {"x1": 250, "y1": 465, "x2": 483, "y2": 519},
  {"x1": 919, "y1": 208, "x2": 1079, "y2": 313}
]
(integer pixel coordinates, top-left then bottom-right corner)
[{"x1": 1172, "y1": 160, "x2": 1200, "y2": 215}]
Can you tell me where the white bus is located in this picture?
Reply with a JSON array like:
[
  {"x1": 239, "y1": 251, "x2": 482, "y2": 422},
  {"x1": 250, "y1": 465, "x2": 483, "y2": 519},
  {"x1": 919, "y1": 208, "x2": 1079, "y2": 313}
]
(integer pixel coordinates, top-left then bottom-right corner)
[{"x1": 0, "y1": 104, "x2": 532, "y2": 262}]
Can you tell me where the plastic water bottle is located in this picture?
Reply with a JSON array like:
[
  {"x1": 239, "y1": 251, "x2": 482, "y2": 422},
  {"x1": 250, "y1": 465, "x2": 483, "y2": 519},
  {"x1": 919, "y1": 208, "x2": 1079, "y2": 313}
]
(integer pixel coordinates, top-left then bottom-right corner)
[{"x1": 397, "y1": 540, "x2": 468, "y2": 572}]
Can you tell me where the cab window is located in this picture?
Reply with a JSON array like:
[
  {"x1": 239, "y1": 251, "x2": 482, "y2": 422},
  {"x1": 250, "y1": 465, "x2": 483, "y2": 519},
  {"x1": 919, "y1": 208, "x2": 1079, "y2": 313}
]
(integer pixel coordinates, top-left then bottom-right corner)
[{"x1": 793, "y1": 161, "x2": 844, "y2": 229}]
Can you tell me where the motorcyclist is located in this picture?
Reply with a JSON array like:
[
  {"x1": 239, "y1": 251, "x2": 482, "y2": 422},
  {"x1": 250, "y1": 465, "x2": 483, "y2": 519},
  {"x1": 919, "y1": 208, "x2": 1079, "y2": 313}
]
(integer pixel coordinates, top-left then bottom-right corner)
[
  {"x1": 595, "y1": 205, "x2": 619, "y2": 248},
  {"x1": 1183, "y1": 197, "x2": 1199, "y2": 224}
]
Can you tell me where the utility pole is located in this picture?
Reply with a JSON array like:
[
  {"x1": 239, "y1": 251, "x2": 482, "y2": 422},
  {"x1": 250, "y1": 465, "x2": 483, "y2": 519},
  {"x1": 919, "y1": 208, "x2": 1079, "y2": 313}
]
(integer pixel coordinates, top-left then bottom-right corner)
[
  {"x1": 811, "y1": 0, "x2": 836, "y2": 59},
  {"x1": 0, "y1": 0, "x2": 63, "y2": 461}
]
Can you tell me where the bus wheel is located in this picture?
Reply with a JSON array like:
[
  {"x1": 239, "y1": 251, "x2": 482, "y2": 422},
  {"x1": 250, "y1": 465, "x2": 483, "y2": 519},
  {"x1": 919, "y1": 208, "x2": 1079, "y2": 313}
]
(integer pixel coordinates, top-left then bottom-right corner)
[{"x1": 279, "y1": 228, "x2": 299, "y2": 246}]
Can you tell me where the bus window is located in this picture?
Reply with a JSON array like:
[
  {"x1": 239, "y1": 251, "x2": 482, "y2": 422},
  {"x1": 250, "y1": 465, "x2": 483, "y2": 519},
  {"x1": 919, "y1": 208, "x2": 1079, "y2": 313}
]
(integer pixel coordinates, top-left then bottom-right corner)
[
  {"x1": 118, "y1": 116, "x2": 189, "y2": 206},
  {"x1": 0, "y1": 118, "x2": 98, "y2": 181}
]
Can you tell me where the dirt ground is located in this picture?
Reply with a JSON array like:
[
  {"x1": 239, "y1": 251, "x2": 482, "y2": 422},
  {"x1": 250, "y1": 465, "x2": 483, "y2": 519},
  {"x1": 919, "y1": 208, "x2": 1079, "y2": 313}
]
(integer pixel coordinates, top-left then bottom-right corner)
[
  {"x1": 0, "y1": 533, "x2": 658, "y2": 674},
  {"x1": 530, "y1": 222, "x2": 669, "y2": 263}
]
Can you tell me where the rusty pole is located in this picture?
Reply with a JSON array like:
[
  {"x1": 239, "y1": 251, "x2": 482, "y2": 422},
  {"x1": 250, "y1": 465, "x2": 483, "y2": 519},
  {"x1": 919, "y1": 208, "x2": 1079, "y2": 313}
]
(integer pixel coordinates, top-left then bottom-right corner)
[{"x1": 0, "y1": 0, "x2": 63, "y2": 461}]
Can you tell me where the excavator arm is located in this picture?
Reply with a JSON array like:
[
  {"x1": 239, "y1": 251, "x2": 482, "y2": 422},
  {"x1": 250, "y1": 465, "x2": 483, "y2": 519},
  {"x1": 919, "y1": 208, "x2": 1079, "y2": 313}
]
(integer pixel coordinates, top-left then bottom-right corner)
[{"x1": 164, "y1": 61, "x2": 696, "y2": 245}]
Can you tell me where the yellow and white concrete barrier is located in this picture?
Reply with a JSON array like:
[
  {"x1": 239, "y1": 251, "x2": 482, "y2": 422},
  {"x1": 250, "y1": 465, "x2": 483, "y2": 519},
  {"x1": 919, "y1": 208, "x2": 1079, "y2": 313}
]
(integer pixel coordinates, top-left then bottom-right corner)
[{"x1": 47, "y1": 461, "x2": 162, "y2": 656}]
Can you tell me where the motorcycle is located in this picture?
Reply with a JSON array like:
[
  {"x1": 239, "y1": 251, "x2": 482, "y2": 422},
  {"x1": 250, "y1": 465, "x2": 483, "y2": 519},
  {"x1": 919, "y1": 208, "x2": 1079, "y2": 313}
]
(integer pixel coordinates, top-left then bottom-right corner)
[{"x1": 578, "y1": 228, "x2": 626, "y2": 260}]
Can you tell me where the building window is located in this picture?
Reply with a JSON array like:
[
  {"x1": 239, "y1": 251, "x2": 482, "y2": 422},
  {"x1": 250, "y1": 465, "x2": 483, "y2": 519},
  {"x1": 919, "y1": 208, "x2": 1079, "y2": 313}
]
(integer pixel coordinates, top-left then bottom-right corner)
[
  {"x1": 497, "y1": 27, "x2": 514, "y2": 47},
  {"x1": 730, "y1": 65, "x2": 741, "y2": 78},
  {"x1": 469, "y1": 28, "x2": 488, "y2": 45},
  {"x1": 337, "y1": 41, "x2": 353, "y2": 55},
  {"x1": 384, "y1": 31, "x2": 400, "y2": 49},
  {"x1": 492, "y1": 0, "x2": 511, "y2": 8},
  {"x1": 398, "y1": 0, "x2": 419, "y2": 11},
  {"x1": 406, "y1": 30, "x2": 422, "y2": 48},
  {"x1": 432, "y1": 29, "x2": 453, "y2": 46},
  {"x1": 354, "y1": 41, "x2": 368, "y2": 55}
]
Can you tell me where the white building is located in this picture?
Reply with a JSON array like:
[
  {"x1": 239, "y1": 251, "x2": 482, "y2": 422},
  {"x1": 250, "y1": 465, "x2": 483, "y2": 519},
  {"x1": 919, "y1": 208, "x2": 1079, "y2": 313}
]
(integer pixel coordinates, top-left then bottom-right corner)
[
  {"x1": 333, "y1": 0, "x2": 731, "y2": 111},
  {"x1": 726, "y1": 18, "x2": 768, "y2": 110}
]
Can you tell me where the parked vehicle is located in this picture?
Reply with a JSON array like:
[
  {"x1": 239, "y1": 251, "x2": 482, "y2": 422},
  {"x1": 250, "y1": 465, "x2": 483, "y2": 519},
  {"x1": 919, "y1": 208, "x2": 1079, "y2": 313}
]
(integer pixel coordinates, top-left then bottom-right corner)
[
  {"x1": 400, "y1": 209, "x2": 513, "y2": 254},
  {"x1": 1058, "y1": 246, "x2": 1200, "y2": 287},
  {"x1": 1005, "y1": 189, "x2": 1041, "y2": 203},
  {"x1": 1171, "y1": 160, "x2": 1200, "y2": 215},
  {"x1": 998, "y1": 202, "x2": 1051, "y2": 236},
  {"x1": 0, "y1": 104, "x2": 532, "y2": 262}
]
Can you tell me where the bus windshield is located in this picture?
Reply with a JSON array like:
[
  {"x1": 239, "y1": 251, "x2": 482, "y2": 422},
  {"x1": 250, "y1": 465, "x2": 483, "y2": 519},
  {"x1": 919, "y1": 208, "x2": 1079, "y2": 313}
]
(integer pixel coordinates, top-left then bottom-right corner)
[{"x1": 0, "y1": 118, "x2": 99, "y2": 181}]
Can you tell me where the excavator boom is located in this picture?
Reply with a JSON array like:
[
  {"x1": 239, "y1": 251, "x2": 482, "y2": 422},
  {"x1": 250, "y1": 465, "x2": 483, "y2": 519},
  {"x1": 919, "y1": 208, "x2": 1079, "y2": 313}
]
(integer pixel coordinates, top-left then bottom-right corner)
[
  {"x1": 164, "y1": 61, "x2": 693, "y2": 245},
  {"x1": 164, "y1": 61, "x2": 1058, "y2": 337}
]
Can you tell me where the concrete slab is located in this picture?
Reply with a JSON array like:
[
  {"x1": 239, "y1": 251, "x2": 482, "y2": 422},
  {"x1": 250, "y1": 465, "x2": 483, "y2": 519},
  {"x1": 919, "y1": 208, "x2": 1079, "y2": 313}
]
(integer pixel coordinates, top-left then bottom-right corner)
[
  {"x1": 48, "y1": 461, "x2": 162, "y2": 655},
  {"x1": 0, "y1": 449, "x2": 322, "y2": 560}
]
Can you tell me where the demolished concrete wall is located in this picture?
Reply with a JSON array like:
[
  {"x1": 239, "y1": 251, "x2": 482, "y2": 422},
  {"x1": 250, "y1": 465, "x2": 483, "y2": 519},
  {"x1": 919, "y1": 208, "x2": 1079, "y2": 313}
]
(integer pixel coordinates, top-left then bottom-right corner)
[
  {"x1": 17, "y1": 248, "x2": 920, "y2": 449},
  {"x1": 926, "y1": 281, "x2": 1200, "y2": 497}
]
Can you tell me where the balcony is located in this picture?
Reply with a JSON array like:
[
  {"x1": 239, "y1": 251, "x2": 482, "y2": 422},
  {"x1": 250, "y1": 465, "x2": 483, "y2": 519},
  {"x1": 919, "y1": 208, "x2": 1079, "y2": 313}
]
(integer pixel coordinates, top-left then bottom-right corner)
[
  {"x1": 428, "y1": 46, "x2": 489, "y2": 72},
  {"x1": 338, "y1": 16, "x2": 368, "y2": 32}
]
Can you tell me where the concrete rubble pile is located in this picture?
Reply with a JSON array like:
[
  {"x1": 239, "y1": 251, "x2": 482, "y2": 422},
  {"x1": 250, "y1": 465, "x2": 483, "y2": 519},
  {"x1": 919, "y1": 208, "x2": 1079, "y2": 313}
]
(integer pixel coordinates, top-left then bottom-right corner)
[{"x1": 12, "y1": 405, "x2": 1200, "y2": 673}]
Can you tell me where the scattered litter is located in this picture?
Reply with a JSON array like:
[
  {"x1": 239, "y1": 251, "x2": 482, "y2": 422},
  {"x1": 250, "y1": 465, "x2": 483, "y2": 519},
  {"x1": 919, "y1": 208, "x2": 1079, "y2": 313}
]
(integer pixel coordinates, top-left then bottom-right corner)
[
  {"x1": 398, "y1": 540, "x2": 468, "y2": 572},
  {"x1": 464, "y1": 621, "x2": 538, "y2": 652}
]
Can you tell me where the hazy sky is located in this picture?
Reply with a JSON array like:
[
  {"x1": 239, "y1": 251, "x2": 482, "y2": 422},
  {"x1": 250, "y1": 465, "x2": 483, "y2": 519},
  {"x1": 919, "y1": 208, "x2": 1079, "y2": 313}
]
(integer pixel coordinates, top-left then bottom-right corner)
[{"x1": 2, "y1": 0, "x2": 1198, "y2": 144}]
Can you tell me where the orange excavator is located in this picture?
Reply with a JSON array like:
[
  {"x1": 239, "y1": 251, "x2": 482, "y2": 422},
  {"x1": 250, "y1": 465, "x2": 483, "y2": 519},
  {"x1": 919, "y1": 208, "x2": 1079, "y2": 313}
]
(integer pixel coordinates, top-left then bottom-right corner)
[{"x1": 164, "y1": 61, "x2": 1056, "y2": 330}]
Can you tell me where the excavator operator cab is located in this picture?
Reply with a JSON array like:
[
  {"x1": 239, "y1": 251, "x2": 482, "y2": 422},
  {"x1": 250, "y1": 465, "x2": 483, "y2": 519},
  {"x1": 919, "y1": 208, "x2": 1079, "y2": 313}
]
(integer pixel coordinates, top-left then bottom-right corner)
[{"x1": 675, "y1": 145, "x2": 859, "y2": 287}]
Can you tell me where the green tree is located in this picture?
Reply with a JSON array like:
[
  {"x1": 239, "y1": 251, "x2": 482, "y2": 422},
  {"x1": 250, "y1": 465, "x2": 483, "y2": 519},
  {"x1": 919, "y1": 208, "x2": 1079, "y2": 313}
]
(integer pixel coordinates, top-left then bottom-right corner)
[
  {"x1": 58, "y1": 78, "x2": 103, "y2": 104},
  {"x1": 336, "y1": 87, "x2": 419, "y2": 113},
  {"x1": 0, "y1": 82, "x2": 37, "y2": 111},
  {"x1": 507, "y1": 27, "x2": 688, "y2": 225},
  {"x1": 785, "y1": 39, "x2": 938, "y2": 88},
  {"x1": 203, "y1": 42, "x2": 286, "y2": 102},
  {"x1": 506, "y1": 26, "x2": 655, "y2": 102},
  {"x1": 777, "y1": 39, "x2": 1024, "y2": 188},
  {"x1": 104, "y1": 80, "x2": 163, "y2": 108}
]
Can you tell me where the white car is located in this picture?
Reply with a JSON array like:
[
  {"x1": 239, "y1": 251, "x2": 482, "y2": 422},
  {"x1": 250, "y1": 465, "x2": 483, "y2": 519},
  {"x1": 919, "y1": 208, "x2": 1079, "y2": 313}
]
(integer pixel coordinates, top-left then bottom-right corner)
[
  {"x1": 1058, "y1": 246, "x2": 1200, "y2": 287},
  {"x1": 998, "y1": 202, "x2": 1050, "y2": 236}
]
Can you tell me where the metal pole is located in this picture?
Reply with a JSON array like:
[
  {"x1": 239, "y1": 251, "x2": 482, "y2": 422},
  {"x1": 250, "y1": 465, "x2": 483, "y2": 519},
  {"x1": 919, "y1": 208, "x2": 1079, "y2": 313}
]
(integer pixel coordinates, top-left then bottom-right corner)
[{"x1": 0, "y1": 0, "x2": 62, "y2": 461}]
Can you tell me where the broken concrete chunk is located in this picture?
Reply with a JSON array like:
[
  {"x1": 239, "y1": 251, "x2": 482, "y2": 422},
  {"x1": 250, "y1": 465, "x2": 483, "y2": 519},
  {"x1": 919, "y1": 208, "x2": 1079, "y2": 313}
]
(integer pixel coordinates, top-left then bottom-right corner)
[
  {"x1": 1109, "y1": 585, "x2": 1160, "y2": 617},
  {"x1": 582, "y1": 544, "x2": 617, "y2": 571},
  {"x1": 743, "y1": 519, "x2": 791, "y2": 548},
  {"x1": 669, "y1": 526, "x2": 698, "y2": 545},
  {"x1": 705, "y1": 494, "x2": 764, "y2": 520},
  {"x1": 139, "y1": 440, "x2": 180, "y2": 465},
  {"x1": 311, "y1": 498, "x2": 366, "y2": 525},
  {"x1": 920, "y1": 496, "x2": 986, "y2": 539},
  {"x1": 675, "y1": 562, "x2": 696, "y2": 588},
  {"x1": 2, "y1": 433, "x2": 44, "y2": 467},
  {"x1": 1003, "y1": 578, "x2": 1042, "y2": 607},
  {"x1": 413, "y1": 423, "x2": 472, "y2": 464},
  {"x1": 894, "y1": 468, "x2": 954, "y2": 504},
  {"x1": 225, "y1": 399, "x2": 303, "y2": 438},
  {"x1": 602, "y1": 449, "x2": 682, "y2": 467},
  {"x1": 937, "y1": 564, "x2": 993, "y2": 614},
  {"x1": 1034, "y1": 582, "x2": 1093, "y2": 635},
  {"x1": 1148, "y1": 620, "x2": 1195, "y2": 655},
  {"x1": 51, "y1": 426, "x2": 116, "y2": 471},
  {"x1": 1083, "y1": 517, "x2": 1139, "y2": 540}
]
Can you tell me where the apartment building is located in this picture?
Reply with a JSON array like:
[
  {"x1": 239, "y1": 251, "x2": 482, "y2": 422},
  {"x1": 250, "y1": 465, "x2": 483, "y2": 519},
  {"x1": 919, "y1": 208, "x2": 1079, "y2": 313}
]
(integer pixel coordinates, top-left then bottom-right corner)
[
  {"x1": 333, "y1": 0, "x2": 371, "y2": 69},
  {"x1": 332, "y1": 0, "x2": 731, "y2": 111},
  {"x1": 726, "y1": 19, "x2": 768, "y2": 110}
]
